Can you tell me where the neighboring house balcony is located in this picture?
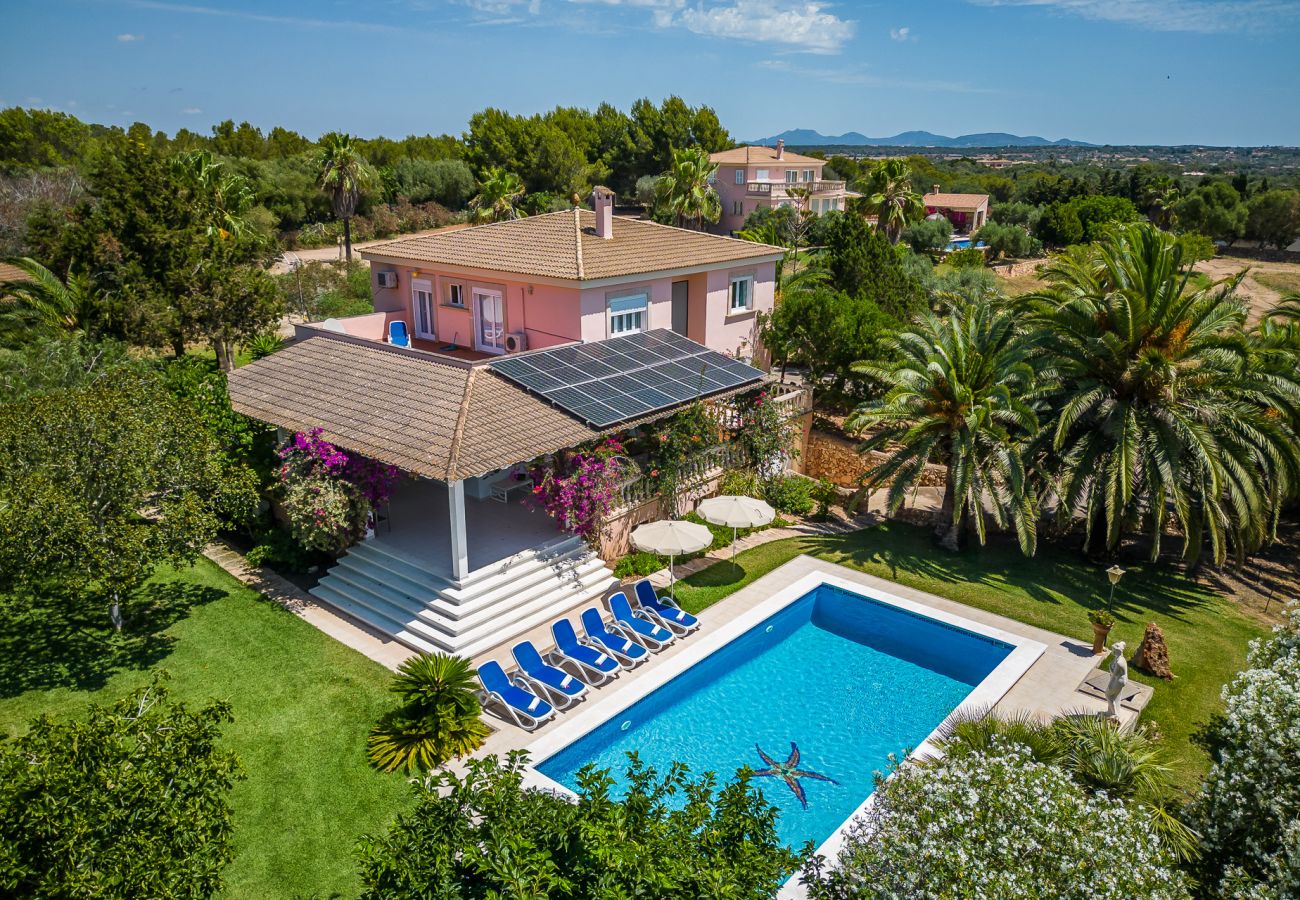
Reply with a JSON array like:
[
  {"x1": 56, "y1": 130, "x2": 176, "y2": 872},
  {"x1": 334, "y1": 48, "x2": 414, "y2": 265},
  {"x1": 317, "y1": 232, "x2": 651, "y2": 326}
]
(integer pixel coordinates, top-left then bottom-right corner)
[{"x1": 746, "y1": 180, "x2": 848, "y2": 198}]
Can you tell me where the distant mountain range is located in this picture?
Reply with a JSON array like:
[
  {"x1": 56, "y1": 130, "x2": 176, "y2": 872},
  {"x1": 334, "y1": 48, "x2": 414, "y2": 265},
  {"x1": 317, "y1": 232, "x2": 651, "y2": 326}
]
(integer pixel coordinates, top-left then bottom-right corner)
[{"x1": 745, "y1": 128, "x2": 1094, "y2": 148}]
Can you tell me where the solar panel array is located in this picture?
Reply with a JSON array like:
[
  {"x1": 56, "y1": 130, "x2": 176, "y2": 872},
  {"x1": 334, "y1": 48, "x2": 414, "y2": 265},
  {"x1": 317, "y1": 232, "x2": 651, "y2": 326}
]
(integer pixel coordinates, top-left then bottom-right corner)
[{"x1": 489, "y1": 329, "x2": 764, "y2": 428}]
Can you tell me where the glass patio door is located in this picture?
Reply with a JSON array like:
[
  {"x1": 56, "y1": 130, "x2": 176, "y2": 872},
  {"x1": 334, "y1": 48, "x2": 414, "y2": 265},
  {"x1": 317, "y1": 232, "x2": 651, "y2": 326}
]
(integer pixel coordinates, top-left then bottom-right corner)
[
  {"x1": 412, "y1": 279, "x2": 435, "y2": 339},
  {"x1": 473, "y1": 288, "x2": 505, "y2": 353}
]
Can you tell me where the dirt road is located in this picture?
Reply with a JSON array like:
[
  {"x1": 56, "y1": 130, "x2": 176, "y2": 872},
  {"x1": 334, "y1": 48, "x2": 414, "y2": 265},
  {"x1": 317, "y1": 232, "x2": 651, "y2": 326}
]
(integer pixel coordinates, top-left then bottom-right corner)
[
  {"x1": 271, "y1": 222, "x2": 471, "y2": 274},
  {"x1": 1195, "y1": 255, "x2": 1300, "y2": 319}
]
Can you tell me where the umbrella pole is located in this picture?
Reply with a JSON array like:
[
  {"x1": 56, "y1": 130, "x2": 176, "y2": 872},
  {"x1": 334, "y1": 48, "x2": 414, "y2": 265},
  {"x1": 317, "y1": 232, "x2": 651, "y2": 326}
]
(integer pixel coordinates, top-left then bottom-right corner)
[
  {"x1": 669, "y1": 553, "x2": 676, "y2": 600},
  {"x1": 732, "y1": 525, "x2": 738, "y2": 562}
]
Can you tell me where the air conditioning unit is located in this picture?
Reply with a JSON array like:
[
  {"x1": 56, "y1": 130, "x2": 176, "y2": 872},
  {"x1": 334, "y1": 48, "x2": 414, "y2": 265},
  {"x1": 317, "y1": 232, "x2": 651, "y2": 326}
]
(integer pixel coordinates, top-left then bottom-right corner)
[
  {"x1": 375, "y1": 270, "x2": 398, "y2": 289},
  {"x1": 504, "y1": 332, "x2": 528, "y2": 353}
]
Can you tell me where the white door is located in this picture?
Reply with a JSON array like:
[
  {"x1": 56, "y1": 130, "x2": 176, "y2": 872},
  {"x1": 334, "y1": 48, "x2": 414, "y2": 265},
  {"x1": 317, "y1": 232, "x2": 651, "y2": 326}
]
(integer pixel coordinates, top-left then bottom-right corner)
[
  {"x1": 473, "y1": 288, "x2": 505, "y2": 353},
  {"x1": 412, "y1": 279, "x2": 435, "y2": 339}
]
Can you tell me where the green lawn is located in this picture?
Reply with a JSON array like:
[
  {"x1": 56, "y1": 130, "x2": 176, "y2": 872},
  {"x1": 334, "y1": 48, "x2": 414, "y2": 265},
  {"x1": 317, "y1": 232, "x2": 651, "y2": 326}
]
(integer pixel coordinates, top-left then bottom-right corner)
[
  {"x1": 0, "y1": 557, "x2": 409, "y2": 899},
  {"x1": 672, "y1": 521, "x2": 1268, "y2": 789}
]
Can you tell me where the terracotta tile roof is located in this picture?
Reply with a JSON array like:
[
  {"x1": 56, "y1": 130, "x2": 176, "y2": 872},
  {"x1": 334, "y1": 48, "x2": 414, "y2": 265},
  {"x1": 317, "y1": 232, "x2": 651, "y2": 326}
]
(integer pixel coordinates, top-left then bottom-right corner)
[
  {"x1": 0, "y1": 261, "x2": 32, "y2": 283},
  {"x1": 709, "y1": 146, "x2": 825, "y2": 166},
  {"x1": 923, "y1": 192, "x2": 989, "y2": 210},
  {"x1": 362, "y1": 209, "x2": 781, "y2": 282},
  {"x1": 226, "y1": 330, "x2": 768, "y2": 480}
]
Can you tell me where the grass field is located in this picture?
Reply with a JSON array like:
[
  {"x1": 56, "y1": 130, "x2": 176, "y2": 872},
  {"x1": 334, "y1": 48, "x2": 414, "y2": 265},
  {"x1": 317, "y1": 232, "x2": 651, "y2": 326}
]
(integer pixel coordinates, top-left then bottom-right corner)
[
  {"x1": 672, "y1": 521, "x2": 1268, "y2": 790},
  {"x1": 1256, "y1": 271, "x2": 1300, "y2": 296},
  {"x1": 0, "y1": 558, "x2": 409, "y2": 899}
]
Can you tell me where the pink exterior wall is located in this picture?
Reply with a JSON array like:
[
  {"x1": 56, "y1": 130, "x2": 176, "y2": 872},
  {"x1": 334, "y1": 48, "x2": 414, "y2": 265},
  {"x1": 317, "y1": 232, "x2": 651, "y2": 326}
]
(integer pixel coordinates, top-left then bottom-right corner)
[
  {"x1": 713, "y1": 157, "x2": 850, "y2": 233},
  {"x1": 368, "y1": 259, "x2": 776, "y2": 359}
]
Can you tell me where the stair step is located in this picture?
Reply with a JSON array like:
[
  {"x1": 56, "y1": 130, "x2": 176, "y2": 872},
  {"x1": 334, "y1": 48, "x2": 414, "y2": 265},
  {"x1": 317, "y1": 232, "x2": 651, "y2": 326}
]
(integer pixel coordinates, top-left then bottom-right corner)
[{"x1": 309, "y1": 583, "x2": 442, "y2": 655}]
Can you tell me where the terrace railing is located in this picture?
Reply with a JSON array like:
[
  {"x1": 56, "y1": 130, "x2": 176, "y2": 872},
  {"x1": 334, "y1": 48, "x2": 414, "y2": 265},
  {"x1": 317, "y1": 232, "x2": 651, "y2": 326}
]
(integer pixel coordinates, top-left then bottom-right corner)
[{"x1": 746, "y1": 180, "x2": 847, "y2": 197}]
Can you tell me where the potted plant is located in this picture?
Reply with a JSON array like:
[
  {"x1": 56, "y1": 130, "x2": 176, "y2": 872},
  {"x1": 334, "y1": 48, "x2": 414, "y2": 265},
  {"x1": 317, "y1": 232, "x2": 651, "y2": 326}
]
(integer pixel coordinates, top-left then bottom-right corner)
[{"x1": 1087, "y1": 609, "x2": 1115, "y2": 655}]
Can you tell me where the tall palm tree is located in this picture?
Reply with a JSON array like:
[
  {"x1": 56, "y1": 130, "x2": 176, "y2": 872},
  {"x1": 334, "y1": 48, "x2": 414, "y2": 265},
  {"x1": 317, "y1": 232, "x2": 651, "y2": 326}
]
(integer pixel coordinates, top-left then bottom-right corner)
[
  {"x1": 1143, "y1": 177, "x2": 1182, "y2": 231},
  {"x1": 317, "y1": 132, "x2": 374, "y2": 262},
  {"x1": 469, "y1": 167, "x2": 526, "y2": 223},
  {"x1": 847, "y1": 295, "x2": 1042, "y2": 553},
  {"x1": 0, "y1": 257, "x2": 101, "y2": 346},
  {"x1": 864, "y1": 158, "x2": 924, "y2": 244},
  {"x1": 1029, "y1": 223, "x2": 1300, "y2": 565},
  {"x1": 657, "y1": 146, "x2": 721, "y2": 230}
]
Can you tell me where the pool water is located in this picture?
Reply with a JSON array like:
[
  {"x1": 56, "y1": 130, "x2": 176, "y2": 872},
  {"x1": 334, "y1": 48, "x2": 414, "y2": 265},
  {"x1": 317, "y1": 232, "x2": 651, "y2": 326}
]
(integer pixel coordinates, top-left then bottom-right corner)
[
  {"x1": 536, "y1": 583, "x2": 1012, "y2": 849},
  {"x1": 945, "y1": 238, "x2": 987, "y2": 251}
]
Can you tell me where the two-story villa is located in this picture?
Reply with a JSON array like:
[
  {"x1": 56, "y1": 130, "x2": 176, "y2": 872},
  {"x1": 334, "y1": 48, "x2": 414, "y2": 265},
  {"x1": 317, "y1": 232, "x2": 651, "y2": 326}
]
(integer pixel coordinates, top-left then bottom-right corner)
[
  {"x1": 346, "y1": 187, "x2": 780, "y2": 361},
  {"x1": 710, "y1": 140, "x2": 855, "y2": 234}
]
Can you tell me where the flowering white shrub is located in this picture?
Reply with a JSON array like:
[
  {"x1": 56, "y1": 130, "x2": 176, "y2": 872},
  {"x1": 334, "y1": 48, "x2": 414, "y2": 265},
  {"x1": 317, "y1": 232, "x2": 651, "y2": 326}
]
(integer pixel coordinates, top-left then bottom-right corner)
[
  {"x1": 805, "y1": 743, "x2": 1190, "y2": 900},
  {"x1": 1193, "y1": 601, "x2": 1300, "y2": 899}
]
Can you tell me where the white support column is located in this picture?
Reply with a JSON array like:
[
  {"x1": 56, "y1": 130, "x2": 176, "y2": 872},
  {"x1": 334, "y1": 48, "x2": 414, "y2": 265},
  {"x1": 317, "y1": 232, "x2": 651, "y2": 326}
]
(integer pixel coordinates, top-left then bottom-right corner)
[{"x1": 447, "y1": 479, "x2": 470, "y2": 582}]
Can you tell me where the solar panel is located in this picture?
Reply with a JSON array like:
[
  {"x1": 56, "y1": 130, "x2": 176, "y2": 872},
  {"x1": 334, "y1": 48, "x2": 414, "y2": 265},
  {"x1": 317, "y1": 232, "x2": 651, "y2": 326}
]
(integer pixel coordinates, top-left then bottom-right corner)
[{"x1": 489, "y1": 329, "x2": 764, "y2": 428}]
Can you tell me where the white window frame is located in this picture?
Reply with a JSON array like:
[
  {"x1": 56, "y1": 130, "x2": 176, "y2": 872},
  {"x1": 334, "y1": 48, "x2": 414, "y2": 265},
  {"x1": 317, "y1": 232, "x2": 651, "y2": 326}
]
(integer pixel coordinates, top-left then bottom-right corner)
[
  {"x1": 412, "y1": 278, "x2": 436, "y2": 339},
  {"x1": 445, "y1": 280, "x2": 465, "y2": 307},
  {"x1": 606, "y1": 291, "x2": 648, "y2": 337},
  {"x1": 785, "y1": 169, "x2": 799, "y2": 184},
  {"x1": 728, "y1": 274, "x2": 754, "y2": 314},
  {"x1": 473, "y1": 287, "x2": 505, "y2": 354},
  {"x1": 734, "y1": 168, "x2": 745, "y2": 185},
  {"x1": 755, "y1": 168, "x2": 769, "y2": 182},
  {"x1": 803, "y1": 169, "x2": 814, "y2": 182}
]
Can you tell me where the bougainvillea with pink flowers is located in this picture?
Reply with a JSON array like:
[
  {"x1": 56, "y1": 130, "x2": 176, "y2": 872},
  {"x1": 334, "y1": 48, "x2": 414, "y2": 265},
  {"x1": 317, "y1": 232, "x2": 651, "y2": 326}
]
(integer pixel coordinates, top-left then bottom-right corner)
[
  {"x1": 528, "y1": 438, "x2": 625, "y2": 545},
  {"x1": 275, "y1": 429, "x2": 401, "y2": 553}
]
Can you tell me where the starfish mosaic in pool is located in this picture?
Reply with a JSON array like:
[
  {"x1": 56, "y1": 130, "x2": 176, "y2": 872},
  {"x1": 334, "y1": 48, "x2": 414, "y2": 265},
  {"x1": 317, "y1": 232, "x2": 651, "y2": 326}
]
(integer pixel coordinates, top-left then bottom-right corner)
[{"x1": 753, "y1": 742, "x2": 838, "y2": 809}]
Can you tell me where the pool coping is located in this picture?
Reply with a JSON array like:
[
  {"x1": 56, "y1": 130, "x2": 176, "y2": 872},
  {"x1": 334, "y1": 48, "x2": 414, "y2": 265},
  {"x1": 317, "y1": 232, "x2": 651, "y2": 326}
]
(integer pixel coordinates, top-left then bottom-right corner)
[{"x1": 520, "y1": 566, "x2": 1047, "y2": 880}]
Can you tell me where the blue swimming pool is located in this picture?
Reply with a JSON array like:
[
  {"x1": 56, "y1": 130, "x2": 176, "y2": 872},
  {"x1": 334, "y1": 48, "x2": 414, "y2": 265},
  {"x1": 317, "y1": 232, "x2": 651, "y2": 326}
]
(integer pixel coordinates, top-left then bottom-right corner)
[
  {"x1": 945, "y1": 237, "x2": 987, "y2": 251},
  {"x1": 535, "y1": 582, "x2": 1015, "y2": 850}
]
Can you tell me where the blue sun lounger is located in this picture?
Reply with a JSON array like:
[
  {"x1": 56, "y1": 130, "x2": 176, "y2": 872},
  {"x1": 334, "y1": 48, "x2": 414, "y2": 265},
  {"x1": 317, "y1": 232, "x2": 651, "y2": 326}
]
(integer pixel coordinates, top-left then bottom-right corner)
[
  {"x1": 609, "y1": 591, "x2": 675, "y2": 649},
  {"x1": 633, "y1": 579, "x2": 700, "y2": 635},
  {"x1": 580, "y1": 607, "x2": 649, "y2": 666},
  {"x1": 548, "y1": 619, "x2": 621, "y2": 685},
  {"x1": 477, "y1": 660, "x2": 554, "y2": 730},
  {"x1": 512, "y1": 640, "x2": 587, "y2": 709}
]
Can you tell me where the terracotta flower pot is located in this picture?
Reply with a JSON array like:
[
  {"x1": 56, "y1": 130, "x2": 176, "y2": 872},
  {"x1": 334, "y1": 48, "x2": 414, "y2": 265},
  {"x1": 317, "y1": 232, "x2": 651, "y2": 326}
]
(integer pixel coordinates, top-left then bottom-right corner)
[{"x1": 1091, "y1": 622, "x2": 1113, "y2": 655}]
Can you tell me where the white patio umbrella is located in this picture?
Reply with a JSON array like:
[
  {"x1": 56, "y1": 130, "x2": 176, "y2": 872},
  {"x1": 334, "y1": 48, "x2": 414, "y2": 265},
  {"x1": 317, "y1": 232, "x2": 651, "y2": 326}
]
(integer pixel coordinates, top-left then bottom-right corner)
[
  {"x1": 630, "y1": 519, "x2": 712, "y2": 600},
  {"x1": 696, "y1": 495, "x2": 776, "y2": 561}
]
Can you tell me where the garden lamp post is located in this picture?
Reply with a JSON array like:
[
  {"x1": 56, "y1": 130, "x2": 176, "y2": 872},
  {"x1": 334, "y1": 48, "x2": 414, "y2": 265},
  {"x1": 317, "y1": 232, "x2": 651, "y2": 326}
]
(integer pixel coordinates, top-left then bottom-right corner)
[{"x1": 1105, "y1": 565, "x2": 1126, "y2": 611}]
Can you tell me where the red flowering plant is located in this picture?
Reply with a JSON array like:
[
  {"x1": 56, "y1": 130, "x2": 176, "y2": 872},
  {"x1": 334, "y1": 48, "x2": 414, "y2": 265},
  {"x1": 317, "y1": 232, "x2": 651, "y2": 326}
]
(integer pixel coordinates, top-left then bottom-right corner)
[
  {"x1": 646, "y1": 401, "x2": 723, "y2": 515},
  {"x1": 731, "y1": 387, "x2": 796, "y2": 486},
  {"x1": 275, "y1": 428, "x2": 400, "y2": 554},
  {"x1": 527, "y1": 437, "x2": 626, "y2": 545}
]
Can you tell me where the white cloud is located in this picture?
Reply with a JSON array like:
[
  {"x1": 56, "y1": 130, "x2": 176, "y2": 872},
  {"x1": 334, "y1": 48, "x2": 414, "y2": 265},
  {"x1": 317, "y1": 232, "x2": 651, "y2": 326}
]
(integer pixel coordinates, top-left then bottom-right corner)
[
  {"x1": 116, "y1": 32, "x2": 143, "y2": 41},
  {"x1": 889, "y1": 26, "x2": 911, "y2": 41},
  {"x1": 181, "y1": 107, "x2": 202, "y2": 114},
  {"x1": 679, "y1": 0, "x2": 854, "y2": 53},
  {"x1": 966, "y1": 0, "x2": 1298, "y2": 34}
]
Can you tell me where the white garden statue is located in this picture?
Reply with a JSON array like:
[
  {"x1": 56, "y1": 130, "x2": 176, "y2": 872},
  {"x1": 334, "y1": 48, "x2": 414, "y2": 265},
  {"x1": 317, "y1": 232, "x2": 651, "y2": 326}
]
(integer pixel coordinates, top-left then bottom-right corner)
[{"x1": 1104, "y1": 641, "x2": 1128, "y2": 720}]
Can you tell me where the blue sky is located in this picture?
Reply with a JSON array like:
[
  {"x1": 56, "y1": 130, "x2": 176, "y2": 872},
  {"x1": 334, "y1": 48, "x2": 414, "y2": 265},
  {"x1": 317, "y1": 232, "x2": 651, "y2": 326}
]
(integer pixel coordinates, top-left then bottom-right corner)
[{"x1": 2, "y1": 0, "x2": 1299, "y2": 145}]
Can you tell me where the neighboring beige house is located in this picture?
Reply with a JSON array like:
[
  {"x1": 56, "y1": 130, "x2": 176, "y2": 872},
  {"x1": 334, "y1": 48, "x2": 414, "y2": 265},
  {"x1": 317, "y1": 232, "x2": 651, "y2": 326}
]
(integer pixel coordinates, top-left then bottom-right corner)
[
  {"x1": 709, "y1": 140, "x2": 856, "y2": 234},
  {"x1": 923, "y1": 188, "x2": 991, "y2": 234}
]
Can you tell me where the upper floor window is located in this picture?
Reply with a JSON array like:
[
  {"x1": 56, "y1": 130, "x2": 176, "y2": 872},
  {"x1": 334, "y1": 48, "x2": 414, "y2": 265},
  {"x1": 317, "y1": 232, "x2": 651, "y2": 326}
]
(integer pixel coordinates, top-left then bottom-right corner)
[
  {"x1": 803, "y1": 169, "x2": 814, "y2": 182},
  {"x1": 734, "y1": 168, "x2": 745, "y2": 184},
  {"x1": 755, "y1": 168, "x2": 769, "y2": 182},
  {"x1": 607, "y1": 292, "x2": 648, "y2": 336},
  {"x1": 729, "y1": 275, "x2": 753, "y2": 313},
  {"x1": 445, "y1": 281, "x2": 465, "y2": 307},
  {"x1": 785, "y1": 170, "x2": 799, "y2": 184}
]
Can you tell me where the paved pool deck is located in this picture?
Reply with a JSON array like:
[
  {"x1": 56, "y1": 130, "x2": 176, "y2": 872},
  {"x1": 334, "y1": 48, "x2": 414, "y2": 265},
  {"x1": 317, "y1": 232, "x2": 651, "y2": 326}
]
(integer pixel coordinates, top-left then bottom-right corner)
[{"x1": 476, "y1": 553, "x2": 1151, "y2": 762}]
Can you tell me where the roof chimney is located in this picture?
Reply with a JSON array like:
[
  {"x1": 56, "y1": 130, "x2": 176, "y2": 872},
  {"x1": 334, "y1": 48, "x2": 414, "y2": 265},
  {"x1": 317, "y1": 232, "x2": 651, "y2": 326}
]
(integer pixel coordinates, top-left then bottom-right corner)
[
  {"x1": 932, "y1": 184, "x2": 941, "y2": 194},
  {"x1": 775, "y1": 138, "x2": 785, "y2": 160},
  {"x1": 592, "y1": 186, "x2": 615, "y2": 240}
]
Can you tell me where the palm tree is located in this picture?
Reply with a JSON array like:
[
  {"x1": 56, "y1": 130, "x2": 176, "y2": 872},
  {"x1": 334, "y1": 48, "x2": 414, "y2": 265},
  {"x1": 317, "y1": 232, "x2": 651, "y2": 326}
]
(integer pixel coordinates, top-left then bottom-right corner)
[
  {"x1": 864, "y1": 158, "x2": 924, "y2": 244},
  {"x1": 469, "y1": 168, "x2": 526, "y2": 223},
  {"x1": 656, "y1": 147, "x2": 721, "y2": 230},
  {"x1": 1029, "y1": 223, "x2": 1300, "y2": 565},
  {"x1": 1143, "y1": 178, "x2": 1182, "y2": 231},
  {"x1": 0, "y1": 257, "x2": 101, "y2": 346},
  {"x1": 366, "y1": 653, "x2": 490, "y2": 774},
  {"x1": 846, "y1": 295, "x2": 1042, "y2": 553},
  {"x1": 317, "y1": 132, "x2": 374, "y2": 262}
]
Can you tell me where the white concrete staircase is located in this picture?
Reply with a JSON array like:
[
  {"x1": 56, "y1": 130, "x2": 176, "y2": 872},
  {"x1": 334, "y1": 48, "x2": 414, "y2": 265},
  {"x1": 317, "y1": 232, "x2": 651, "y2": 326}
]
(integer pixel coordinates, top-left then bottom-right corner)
[{"x1": 309, "y1": 534, "x2": 618, "y2": 659}]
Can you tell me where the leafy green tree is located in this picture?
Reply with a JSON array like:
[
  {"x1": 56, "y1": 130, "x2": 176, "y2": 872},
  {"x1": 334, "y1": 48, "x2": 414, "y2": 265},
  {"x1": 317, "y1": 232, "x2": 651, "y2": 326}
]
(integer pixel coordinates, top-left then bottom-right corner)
[
  {"x1": 367, "y1": 654, "x2": 490, "y2": 774},
  {"x1": 1029, "y1": 223, "x2": 1300, "y2": 564},
  {"x1": 0, "y1": 370, "x2": 257, "y2": 629},
  {"x1": 1176, "y1": 180, "x2": 1247, "y2": 244},
  {"x1": 1036, "y1": 199, "x2": 1084, "y2": 246},
  {"x1": 864, "y1": 158, "x2": 924, "y2": 244},
  {"x1": 847, "y1": 297, "x2": 1041, "y2": 553},
  {"x1": 989, "y1": 200, "x2": 1042, "y2": 230},
  {"x1": 0, "y1": 680, "x2": 243, "y2": 899},
  {"x1": 0, "y1": 256, "x2": 102, "y2": 345},
  {"x1": 0, "y1": 106, "x2": 91, "y2": 168},
  {"x1": 901, "y1": 215, "x2": 951, "y2": 253},
  {"x1": 656, "y1": 146, "x2": 721, "y2": 230},
  {"x1": 974, "y1": 221, "x2": 1038, "y2": 260},
  {"x1": 469, "y1": 167, "x2": 526, "y2": 223},
  {"x1": 804, "y1": 745, "x2": 1190, "y2": 899},
  {"x1": 317, "y1": 132, "x2": 375, "y2": 262},
  {"x1": 825, "y1": 212, "x2": 926, "y2": 319},
  {"x1": 391, "y1": 157, "x2": 475, "y2": 209},
  {"x1": 356, "y1": 751, "x2": 802, "y2": 898},
  {"x1": 1038, "y1": 195, "x2": 1140, "y2": 246},
  {"x1": 1245, "y1": 189, "x2": 1300, "y2": 250}
]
